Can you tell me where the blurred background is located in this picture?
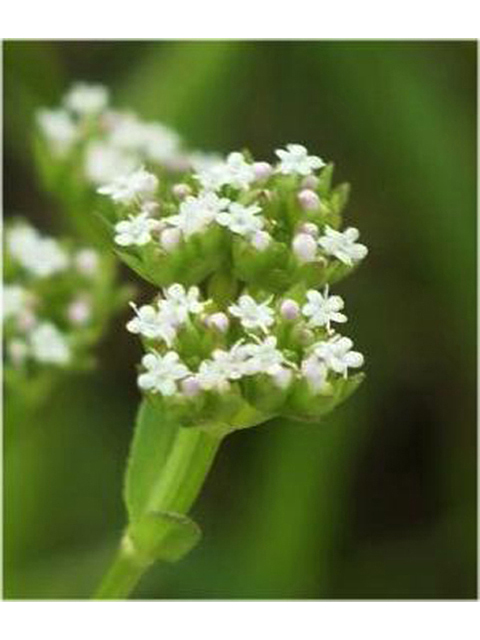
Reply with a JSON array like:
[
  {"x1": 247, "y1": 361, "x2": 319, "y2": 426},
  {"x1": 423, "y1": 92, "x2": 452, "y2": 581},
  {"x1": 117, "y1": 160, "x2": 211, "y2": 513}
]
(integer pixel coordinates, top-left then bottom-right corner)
[{"x1": 3, "y1": 40, "x2": 477, "y2": 599}]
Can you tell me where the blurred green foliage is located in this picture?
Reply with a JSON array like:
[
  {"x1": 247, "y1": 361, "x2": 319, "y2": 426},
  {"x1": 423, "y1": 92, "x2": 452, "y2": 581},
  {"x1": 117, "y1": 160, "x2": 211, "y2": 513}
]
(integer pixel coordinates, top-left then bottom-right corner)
[{"x1": 3, "y1": 40, "x2": 476, "y2": 599}]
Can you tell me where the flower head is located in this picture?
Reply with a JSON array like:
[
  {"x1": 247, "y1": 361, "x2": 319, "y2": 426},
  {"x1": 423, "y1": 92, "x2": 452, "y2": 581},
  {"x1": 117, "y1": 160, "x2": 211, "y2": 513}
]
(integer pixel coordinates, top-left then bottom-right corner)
[
  {"x1": 275, "y1": 144, "x2": 325, "y2": 176},
  {"x1": 317, "y1": 226, "x2": 368, "y2": 266}
]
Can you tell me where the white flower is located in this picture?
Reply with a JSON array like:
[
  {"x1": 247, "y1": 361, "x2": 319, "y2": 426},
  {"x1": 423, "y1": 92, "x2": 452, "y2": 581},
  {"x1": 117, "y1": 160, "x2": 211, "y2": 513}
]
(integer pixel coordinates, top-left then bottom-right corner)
[
  {"x1": 243, "y1": 336, "x2": 286, "y2": 376},
  {"x1": 313, "y1": 335, "x2": 364, "y2": 377},
  {"x1": 114, "y1": 212, "x2": 159, "y2": 247},
  {"x1": 126, "y1": 302, "x2": 177, "y2": 346},
  {"x1": 2, "y1": 285, "x2": 29, "y2": 321},
  {"x1": 275, "y1": 144, "x2": 325, "y2": 176},
  {"x1": 302, "y1": 287, "x2": 347, "y2": 330},
  {"x1": 167, "y1": 192, "x2": 230, "y2": 237},
  {"x1": 196, "y1": 343, "x2": 249, "y2": 391},
  {"x1": 142, "y1": 122, "x2": 181, "y2": 164},
  {"x1": 138, "y1": 351, "x2": 189, "y2": 395},
  {"x1": 98, "y1": 167, "x2": 158, "y2": 204},
  {"x1": 7, "y1": 226, "x2": 69, "y2": 277},
  {"x1": 107, "y1": 112, "x2": 148, "y2": 151},
  {"x1": 84, "y1": 141, "x2": 137, "y2": 184},
  {"x1": 30, "y1": 323, "x2": 71, "y2": 365},
  {"x1": 216, "y1": 203, "x2": 264, "y2": 237},
  {"x1": 64, "y1": 83, "x2": 109, "y2": 116},
  {"x1": 74, "y1": 249, "x2": 99, "y2": 275},
  {"x1": 301, "y1": 355, "x2": 329, "y2": 392},
  {"x1": 317, "y1": 226, "x2": 368, "y2": 266},
  {"x1": 196, "y1": 152, "x2": 256, "y2": 191},
  {"x1": 37, "y1": 108, "x2": 78, "y2": 155},
  {"x1": 161, "y1": 284, "x2": 204, "y2": 324},
  {"x1": 228, "y1": 294, "x2": 274, "y2": 333}
]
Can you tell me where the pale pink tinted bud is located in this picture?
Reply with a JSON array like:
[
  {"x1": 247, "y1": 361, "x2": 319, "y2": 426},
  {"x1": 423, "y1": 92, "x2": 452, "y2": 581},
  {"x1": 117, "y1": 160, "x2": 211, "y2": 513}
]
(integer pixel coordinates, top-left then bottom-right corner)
[
  {"x1": 298, "y1": 189, "x2": 321, "y2": 211},
  {"x1": 299, "y1": 222, "x2": 319, "y2": 237},
  {"x1": 273, "y1": 367, "x2": 293, "y2": 390},
  {"x1": 17, "y1": 310, "x2": 36, "y2": 331},
  {"x1": 302, "y1": 175, "x2": 319, "y2": 190},
  {"x1": 142, "y1": 201, "x2": 160, "y2": 215},
  {"x1": 253, "y1": 162, "x2": 273, "y2": 181},
  {"x1": 207, "y1": 312, "x2": 229, "y2": 333},
  {"x1": 8, "y1": 339, "x2": 28, "y2": 365},
  {"x1": 251, "y1": 230, "x2": 271, "y2": 252},
  {"x1": 292, "y1": 233, "x2": 317, "y2": 263},
  {"x1": 181, "y1": 377, "x2": 201, "y2": 397},
  {"x1": 75, "y1": 249, "x2": 98, "y2": 275},
  {"x1": 160, "y1": 228, "x2": 182, "y2": 252},
  {"x1": 280, "y1": 299, "x2": 300, "y2": 320},
  {"x1": 68, "y1": 299, "x2": 91, "y2": 325},
  {"x1": 172, "y1": 183, "x2": 192, "y2": 199}
]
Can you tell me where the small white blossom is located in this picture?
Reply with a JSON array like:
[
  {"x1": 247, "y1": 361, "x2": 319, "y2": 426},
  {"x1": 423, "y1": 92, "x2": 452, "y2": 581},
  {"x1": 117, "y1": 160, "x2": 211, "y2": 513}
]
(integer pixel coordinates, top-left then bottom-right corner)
[
  {"x1": 3, "y1": 285, "x2": 29, "y2": 321},
  {"x1": 114, "y1": 212, "x2": 159, "y2": 247},
  {"x1": 216, "y1": 203, "x2": 264, "y2": 238},
  {"x1": 37, "y1": 108, "x2": 78, "y2": 155},
  {"x1": 302, "y1": 287, "x2": 347, "y2": 330},
  {"x1": 64, "y1": 83, "x2": 109, "y2": 116},
  {"x1": 243, "y1": 336, "x2": 286, "y2": 376},
  {"x1": 7, "y1": 226, "x2": 69, "y2": 277},
  {"x1": 317, "y1": 226, "x2": 368, "y2": 266},
  {"x1": 74, "y1": 249, "x2": 99, "y2": 275},
  {"x1": 30, "y1": 322, "x2": 71, "y2": 365},
  {"x1": 138, "y1": 351, "x2": 189, "y2": 395},
  {"x1": 196, "y1": 152, "x2": 256, "y2": 191},
  {"x1": 313, "y1": 335, "x2": 364, "y2": 377},
  {"x1": 126, "y1": 303, "x2": 177, "y2": 346},
  {"x1": 301, "y1": 355, "x2": 329, "y2": 392},
  {"x1": 98, "y1": 167, "x2": 158, "y2": 204},
  {"x1": 84, "y1": 141, "x2": 137, "y2": 184},
  {"x1": 167, "y1": 192, "x2": 230, "y2": 238},
  {"x1": 228, "y1": 295, "x2": 274, "y2": 333},
  {"x1": 142, "y1": 122, "x2": 181, "y2": 164},
  {"x1": 275, "y1": 144, "x2": 325, "y2": 176},
  {"x1": 161, "y1": 284, "x2": 204, "y2": 324},
  {"x1": 196, "y1": 343, "x2": 249, "y2": 391}
]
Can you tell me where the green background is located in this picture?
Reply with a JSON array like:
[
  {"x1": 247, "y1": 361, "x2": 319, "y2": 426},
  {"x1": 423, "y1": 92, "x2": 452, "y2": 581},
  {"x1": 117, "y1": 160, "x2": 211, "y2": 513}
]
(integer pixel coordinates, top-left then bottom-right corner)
[{"x1": 3, "y1": 40, "x2": 477, "y2": 599}]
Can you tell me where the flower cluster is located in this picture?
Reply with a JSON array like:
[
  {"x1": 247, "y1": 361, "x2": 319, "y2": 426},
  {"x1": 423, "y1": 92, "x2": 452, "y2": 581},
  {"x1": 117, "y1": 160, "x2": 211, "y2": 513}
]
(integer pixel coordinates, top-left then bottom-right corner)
[
  {"x1": 35, "y1": 82, "x2": 210, "y2": 192},
  {"x1": 3, "y1": 219, "x2": 122, "y2": 377},
  {"x1": 96, "y1": 141, "x2": 367, "y2": 427},
  {"x1": 97, "y1": 143, "x2": 367, "y2": 294},
  {"x1": 126, "y1": 282, "x2": 364, "y2": 426}
]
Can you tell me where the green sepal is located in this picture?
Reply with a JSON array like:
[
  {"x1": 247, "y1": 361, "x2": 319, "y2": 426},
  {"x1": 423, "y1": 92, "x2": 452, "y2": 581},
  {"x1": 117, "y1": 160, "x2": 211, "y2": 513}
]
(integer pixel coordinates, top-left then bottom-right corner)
[{"x1": 128, "y1": 511, "x2": 202, "y2": 563}]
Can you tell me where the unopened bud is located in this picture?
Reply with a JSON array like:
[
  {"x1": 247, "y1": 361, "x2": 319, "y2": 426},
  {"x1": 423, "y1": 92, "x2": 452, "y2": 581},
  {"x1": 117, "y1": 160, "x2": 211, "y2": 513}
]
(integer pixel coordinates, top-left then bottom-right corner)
[
  {"x1": 75, "y1": 249, "x2": 99, "y2": 275},
  {"x1": 8, "y1": 339, "x2": 28, "y2": 365},
  {"x1": 251, "y1": 230, "x2": 272, "y2": 252},
  {"x1": 181, "y1": 376, "x2": 201, "y2": 397},
  {"x1": 207, "y1": 312, "x2": 229, "y2": 333},
  {"x1": 273, "y1": 367, "x2": 293, "y2": 390},
  {"x1": 160, "y1": 228, "x2": 182, "y2": 252},
  {"x1": 298, "y1": 189, "x2": 321, "y2": 211},
  {"x1": 17, "y1": 310, "x2": 36, "y2": 331},
  {"x1": 292, "y1": 233, "x2": 317, "y2": 263},
  {"x1": 253, "y1": 162, "x2": 273, "y2": 181},
  {"x1": 301, "y1": 356, "x2": 328, "y2": 392},
  {"x1": 280, "y1": 299, "x2": 300, "y2": 320},
  {"x1": 172, "y1": 183, "x2": 192, "y2": 199},
  {"x1": 302, "y1": 175, "x2": 319, "y2": 190},
  {"x1": 68, "y1": 299, "x2": 91, "y2": 325},
  {"x1": 299, "y1": 222, "x2": 319, "y2": 238}
]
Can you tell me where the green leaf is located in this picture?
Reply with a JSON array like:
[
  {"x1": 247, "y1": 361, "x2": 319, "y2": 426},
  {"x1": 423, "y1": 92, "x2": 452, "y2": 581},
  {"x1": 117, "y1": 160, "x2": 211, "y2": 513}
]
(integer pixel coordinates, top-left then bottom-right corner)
[
  {"x1": 124, "y1": 398, "x2": 180, "y2": 524},
  {"x1": 330, "y1": 182, "x2": 351, "y2": 214},
  {"x1": 129, "y1": 511, "x2": 202, "y2": 563}
]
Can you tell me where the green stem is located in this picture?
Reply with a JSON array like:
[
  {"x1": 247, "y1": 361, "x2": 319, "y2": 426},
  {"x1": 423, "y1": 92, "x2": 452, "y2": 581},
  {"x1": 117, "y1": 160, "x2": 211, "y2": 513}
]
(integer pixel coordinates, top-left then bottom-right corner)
[{"x1": 94, "y1": 426, "x2": 223, "y2": 600}]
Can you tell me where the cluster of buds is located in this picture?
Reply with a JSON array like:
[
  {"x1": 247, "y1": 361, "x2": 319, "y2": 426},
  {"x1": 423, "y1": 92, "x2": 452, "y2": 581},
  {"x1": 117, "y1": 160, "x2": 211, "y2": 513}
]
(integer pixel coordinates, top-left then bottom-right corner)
[
  {"x1": 3, "y1": 219, "x2": 123, "y2": 378},
  {"x1": 97, "y1": 142, "x2": 368, "y2": 429},
  {"x1": 35, "y1": 82, "x2": 216, "y2": 191}
]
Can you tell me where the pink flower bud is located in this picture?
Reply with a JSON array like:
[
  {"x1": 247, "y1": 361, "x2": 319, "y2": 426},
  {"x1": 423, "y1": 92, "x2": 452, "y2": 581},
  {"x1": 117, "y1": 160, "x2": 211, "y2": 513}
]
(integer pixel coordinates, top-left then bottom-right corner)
[
  {"x1": 273, "y1": 367, "x2": 293, "y2": 390},
  {"x1": 172, "y1": 183, "x2": 192, "y2": 199},
  {"x1": 253, "y1": 162, "x2": 273, "y2": 181},
  {"x1": 207, "y1": 312, "x2": 229, "y2": 333},
  {"x1": 299, "y1": 222, "x2": 319, "y2": 237},
  {"x1": 302, "y1": 175, "x2": 319, "y2": 190},
  {"x1": 17, "y1": 310, "x2": 36, "y2": 331},
  {"x1": 75, "y1": 249, "x2": 99, "y2": 275},
  {"x1": 280, "y1": 299, "x2": 300, "y2": 320},
  {"x1": 292, "y1": 233, "x2": 317, "y2": 263},
  {"x1": 8, "y1": 339, "x2": 28, "y2": 366},
  {"x1": 298, "y1": 189, "x2": 321, "y2": 211},
  {"x1": 160, "y1": 228, "x2": 182, "y2": 252},
  {"x1": 181, "y1": 377, "x2": 201, "y2": 397},
  {"x1": 68, "y1": 299, "x2": 91, "y2": 325},
  {"x1": 251, "y1": 230, "x2": 272, "y2": 252}
]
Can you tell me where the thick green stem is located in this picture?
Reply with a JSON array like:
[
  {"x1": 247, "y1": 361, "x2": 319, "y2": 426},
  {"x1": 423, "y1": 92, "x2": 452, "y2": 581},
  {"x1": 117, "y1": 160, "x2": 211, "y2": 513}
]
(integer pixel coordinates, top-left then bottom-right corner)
[{"x1": 94, "y1": 426, "x2": 223, "y2": 600}]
